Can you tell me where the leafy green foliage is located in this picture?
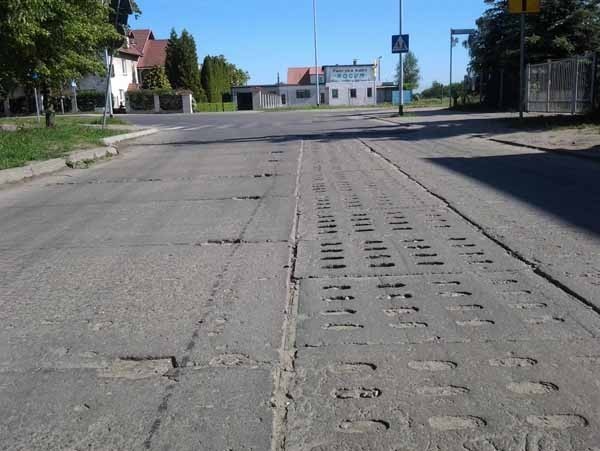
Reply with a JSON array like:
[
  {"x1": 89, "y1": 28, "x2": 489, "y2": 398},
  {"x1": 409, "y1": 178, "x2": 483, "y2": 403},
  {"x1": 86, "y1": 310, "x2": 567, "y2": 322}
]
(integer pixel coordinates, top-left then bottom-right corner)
[
  {"x1": 0, "y1": 0, "x2": 121, "y2": 90},
  {"x1": 142, "y1": 66, "x2": 172, "y2": 90},
  {"x1": 420, "y1": 81, "x2": 446, "y2": 99},
  {"x1": 395, "y1": 51, "x2": 421, "y2": 90},
  {"x1": 165, "y1": 29, "x2": 205, "y2": 101},
  {"x1": 470, "y1": 0, "x2": 600, "y2": 106}
]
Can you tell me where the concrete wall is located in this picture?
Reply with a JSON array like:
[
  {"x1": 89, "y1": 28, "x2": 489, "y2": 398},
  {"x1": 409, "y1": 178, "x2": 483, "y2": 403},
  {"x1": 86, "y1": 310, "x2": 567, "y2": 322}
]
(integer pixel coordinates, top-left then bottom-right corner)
[{"x1": 233, "y1": 85, "x2": 326, "y2": 110}]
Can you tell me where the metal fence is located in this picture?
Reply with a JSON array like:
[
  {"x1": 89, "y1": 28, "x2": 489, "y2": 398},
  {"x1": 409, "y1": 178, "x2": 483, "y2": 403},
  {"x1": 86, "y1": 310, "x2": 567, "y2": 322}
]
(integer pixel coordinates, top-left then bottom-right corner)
[{"x1": 527, "y1": 55, "x2": 596, "y2": 114}]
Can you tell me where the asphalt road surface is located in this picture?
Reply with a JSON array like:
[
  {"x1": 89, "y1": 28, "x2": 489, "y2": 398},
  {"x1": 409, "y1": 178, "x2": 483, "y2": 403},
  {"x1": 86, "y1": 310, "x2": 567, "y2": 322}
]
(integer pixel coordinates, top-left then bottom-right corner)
[{"x1": 1, "y1": 109, "x2": 600, "y2": 450}]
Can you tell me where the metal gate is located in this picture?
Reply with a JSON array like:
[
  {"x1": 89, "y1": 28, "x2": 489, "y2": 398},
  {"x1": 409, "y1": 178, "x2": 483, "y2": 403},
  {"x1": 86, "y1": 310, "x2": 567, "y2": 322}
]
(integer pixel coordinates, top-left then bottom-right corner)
[{"x1": 527, "y1": 55, "x2": 596, "y2": 114}]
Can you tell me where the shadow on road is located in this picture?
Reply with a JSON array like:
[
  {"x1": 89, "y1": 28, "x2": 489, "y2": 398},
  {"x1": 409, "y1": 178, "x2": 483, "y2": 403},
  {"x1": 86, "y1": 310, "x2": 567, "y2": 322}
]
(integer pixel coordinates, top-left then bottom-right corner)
[{"x1": 426, "y1": 153, "x2": 600, "y2": 236}]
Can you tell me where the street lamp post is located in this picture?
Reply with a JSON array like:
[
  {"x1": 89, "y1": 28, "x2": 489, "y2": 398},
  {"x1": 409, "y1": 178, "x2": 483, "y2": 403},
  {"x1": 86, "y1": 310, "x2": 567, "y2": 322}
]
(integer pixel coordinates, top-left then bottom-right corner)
[
  {"x1": 313, "y1": 0, "x2": 320, "y2": 107},
  {"x1": 398, "y1": 0, "x2": 404, "y2": 115}
]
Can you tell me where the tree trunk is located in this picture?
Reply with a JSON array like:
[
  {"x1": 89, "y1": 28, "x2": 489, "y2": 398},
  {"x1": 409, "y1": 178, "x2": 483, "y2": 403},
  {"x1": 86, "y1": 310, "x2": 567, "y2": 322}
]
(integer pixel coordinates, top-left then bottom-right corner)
[{"x1": 42, "y1": 83, "x2": 55, "y2": 128}]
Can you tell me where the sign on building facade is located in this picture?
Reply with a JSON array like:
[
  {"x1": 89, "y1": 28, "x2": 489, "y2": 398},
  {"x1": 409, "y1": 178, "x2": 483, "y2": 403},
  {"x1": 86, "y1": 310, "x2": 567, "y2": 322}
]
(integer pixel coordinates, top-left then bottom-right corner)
[{"x1": 325, "y1": 66, "x2": 376, "y2": 83}]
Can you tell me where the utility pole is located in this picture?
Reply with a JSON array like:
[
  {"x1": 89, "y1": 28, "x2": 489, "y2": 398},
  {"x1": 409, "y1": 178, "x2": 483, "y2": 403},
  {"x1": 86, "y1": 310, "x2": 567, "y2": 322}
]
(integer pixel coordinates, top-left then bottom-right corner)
[
  {"x1": 449, "y1": 31, "x2": 453, "y2": 108},
  {"x1": 519, "y1": 10, "x2": 526, "y2": 119},
  {"x1": 398, "y1": 0, "x2": 404, "y2": 115},
  {"x1": 313, "y1": 0, "x2": 320, "y2": 107},
  {"x1": 508, "y1": 0, "x2": 541, "y2": 118}
]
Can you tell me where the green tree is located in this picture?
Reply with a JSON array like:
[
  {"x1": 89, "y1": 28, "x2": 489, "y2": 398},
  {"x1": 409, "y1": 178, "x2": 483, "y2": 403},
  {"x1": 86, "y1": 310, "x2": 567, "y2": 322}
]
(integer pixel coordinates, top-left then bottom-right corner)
[
  {"x1": 165, "y1": 29, "x2": 205, "y2": 101},
  {"x1": 0, "y1": 0, "x2": 123, "y2": 126},
  {"x1": 200, "y1": 55, "x2": 249, "y2": 102},
  {"x1": 469, "y1": 0, "x2": 600, "y2": 106},
  {"x1": 230, "y1": 66, "x2": 250, "y2": 87},
  {"x1": 142, "y1": 66, "x2": 172, "y2": 90},
  {"x1": 395, "y1": 51, "x2": 421, "y2": 90},
  {"x1": 421, "y1": 81, "x2": 446, "y2": 99}
]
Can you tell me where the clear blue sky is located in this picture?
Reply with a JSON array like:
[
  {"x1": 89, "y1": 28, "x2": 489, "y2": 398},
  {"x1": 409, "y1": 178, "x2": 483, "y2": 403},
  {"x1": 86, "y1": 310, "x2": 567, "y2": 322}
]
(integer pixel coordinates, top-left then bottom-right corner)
[{"x1": 132, "y1": 0, "x2": 488, "y2": 91}]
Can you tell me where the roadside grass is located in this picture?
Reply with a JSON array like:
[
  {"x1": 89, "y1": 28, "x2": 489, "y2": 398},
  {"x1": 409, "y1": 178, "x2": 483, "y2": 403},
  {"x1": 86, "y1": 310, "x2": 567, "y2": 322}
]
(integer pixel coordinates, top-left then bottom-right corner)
[
  {"x1": 407, "y1": 98, "x2": 449, "y2": 109},
  {"x1": 0, "y1": 115, "x2": 129, "y2": 126},
  {"x1": 0, "y1": 120, "x2": 123, "y2": 170},
  {"x1": 505, "y1": 112, "x2": 600, "y2": 131}
]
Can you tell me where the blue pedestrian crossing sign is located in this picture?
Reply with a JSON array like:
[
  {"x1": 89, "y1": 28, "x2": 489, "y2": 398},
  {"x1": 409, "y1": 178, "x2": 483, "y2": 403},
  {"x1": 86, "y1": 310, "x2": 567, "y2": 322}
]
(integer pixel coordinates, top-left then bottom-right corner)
[{"x1": 392, "y1": 34, "x2": 410, "y2": 54}]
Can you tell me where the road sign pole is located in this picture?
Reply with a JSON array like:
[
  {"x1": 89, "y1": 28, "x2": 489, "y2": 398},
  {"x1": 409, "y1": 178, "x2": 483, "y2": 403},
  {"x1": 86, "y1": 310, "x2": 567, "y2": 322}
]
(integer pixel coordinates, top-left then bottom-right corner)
[
  {"x1": 33, "y1": 87, "x2": 41, "y2": 124},
  {"x1": 398, "y1": 0, "x2": 404, "y2": 116},
  {"x1": 519, "y1": 12, "x2": 525, "y2": 119},
  {"x1": 313, "y1": 0, "x2": 320, "y2": 107},
  {"x1": 449, "y1": 31, "x2": 453, "y2": 108}
]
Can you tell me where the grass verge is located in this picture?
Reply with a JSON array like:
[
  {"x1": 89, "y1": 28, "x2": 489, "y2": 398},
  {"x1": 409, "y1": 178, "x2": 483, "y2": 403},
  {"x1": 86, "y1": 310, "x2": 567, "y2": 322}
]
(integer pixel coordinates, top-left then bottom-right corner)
[
  {"x1": 504, "y1": 112, "x2": 600, "y2": 131},
  {"x1": 0, "y1": 119, "x2": 123, "y2": 170},
  {"x1": 0, "y1": 115, "x2": 129, "y2": 126}
]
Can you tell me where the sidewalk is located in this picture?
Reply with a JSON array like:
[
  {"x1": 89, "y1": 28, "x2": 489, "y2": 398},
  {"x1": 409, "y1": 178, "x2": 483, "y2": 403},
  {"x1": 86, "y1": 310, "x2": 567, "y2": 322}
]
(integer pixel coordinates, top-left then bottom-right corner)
[{"x1": 374, "y1": 108, "x2": 600, "y2": 162}]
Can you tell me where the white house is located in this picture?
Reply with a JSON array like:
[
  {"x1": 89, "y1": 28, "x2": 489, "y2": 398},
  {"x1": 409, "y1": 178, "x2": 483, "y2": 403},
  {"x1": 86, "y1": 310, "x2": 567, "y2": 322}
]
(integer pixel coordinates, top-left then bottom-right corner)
[{"x1": 79, "y1": 29, "x2": 168, "y2": 109}]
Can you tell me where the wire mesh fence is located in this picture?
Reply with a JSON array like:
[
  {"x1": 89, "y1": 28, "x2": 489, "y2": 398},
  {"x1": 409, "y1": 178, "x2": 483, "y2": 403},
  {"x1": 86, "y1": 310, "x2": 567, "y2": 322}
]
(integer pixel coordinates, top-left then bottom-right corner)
[{"x1": 527, "y1": 55, "x2": 596, "y2": 114}]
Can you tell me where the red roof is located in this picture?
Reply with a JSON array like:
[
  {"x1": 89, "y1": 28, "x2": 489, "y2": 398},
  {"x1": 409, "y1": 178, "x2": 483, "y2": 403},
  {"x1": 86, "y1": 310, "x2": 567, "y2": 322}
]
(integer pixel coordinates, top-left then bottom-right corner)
[
  {"x1": 119, "y1": 46, "x2": 143, "y2": 57},
  {"x1": 287, "y1": 66, "x2": 323, "y2": 85},
  {"x1": 138, "y1": 39, "x2": 168, "y2": 69},
  {"x1": 130, "y1": 29, "x2": 153, "y2": 51},
  {"x1": 118, "y1": 29, "x2": 168, "y2": 69}
]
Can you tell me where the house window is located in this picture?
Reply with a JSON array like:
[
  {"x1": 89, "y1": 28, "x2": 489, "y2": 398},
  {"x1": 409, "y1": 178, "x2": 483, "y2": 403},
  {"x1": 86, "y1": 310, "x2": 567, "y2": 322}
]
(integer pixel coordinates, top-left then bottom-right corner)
[
  {"x1": 367, "y1": 87, "x2": 373, "y2": 98},
  {"x1": 121, "y1": 59, "x2": 127, "y2": 76},
  {"x1": 332, "y1": 89, "x2": 338, "y2": 99},
  {"x1": 281, "y1": 94, "x2": 287, "y2": 105},
  {"x1": 296, "y1": 89, "x2": 311, "y2": 99},
  {"x1": 320, "y1": 93, "x2": 325, "y2": 104},
  {"x1": 350, "y1": 88, "x2": 357, "y2": 98},
  {"x1": 132, "y1": 67, "x2": 138, "y2": 84},
  {"x1": 111, "y1": 64, "x2": 115, "y2": 78}
]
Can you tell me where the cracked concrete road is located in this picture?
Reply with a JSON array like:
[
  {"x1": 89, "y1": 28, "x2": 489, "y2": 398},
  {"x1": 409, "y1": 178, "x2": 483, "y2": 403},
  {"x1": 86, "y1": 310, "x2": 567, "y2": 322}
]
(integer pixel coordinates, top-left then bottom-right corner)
[{"x1": 1, "y1": 108, "x2": 599, "y2": 451}]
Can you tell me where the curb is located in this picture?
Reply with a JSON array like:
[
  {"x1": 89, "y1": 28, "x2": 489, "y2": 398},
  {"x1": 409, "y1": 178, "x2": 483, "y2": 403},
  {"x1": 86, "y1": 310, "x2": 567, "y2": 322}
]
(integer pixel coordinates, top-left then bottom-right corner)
[
  {"x1": 66, "y1": 146, "x2": 119, "y2": 167},
  {"x1": 0, "y1": 127, "x2": 159, "y2": 186},
  {"x1": 102, "y1": 128, "x2": 159, "y2": 146}
]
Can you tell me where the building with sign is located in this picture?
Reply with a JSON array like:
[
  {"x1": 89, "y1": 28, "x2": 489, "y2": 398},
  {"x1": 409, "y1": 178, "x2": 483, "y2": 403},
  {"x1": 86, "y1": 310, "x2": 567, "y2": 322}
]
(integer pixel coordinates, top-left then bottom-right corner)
[
  {"x1": 232, "y1": 62, "x2": 384, "y2": 110},
  {"x1": 323, "y1": 64, "x2": 378, "y2": 106}
]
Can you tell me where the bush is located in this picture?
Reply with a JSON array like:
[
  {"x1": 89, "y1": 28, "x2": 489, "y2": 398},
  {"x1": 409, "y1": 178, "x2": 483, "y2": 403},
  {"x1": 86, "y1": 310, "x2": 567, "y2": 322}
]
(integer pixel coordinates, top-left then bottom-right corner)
[
  {"x1": 159, "y1": 94, "x2": 182, "y2": 111},
  {"x1": 77, "y1": 91, "x2": 106, "y2": 112},
  {"x1": 194, "y1": 102, "x2": 236, "y2": 113},
  {"x1": 127, "y1": 91, "x2": 155, "y2": 111},
  {"x1": 142, "y1": 66, "x2": 172, "y2": 90}
]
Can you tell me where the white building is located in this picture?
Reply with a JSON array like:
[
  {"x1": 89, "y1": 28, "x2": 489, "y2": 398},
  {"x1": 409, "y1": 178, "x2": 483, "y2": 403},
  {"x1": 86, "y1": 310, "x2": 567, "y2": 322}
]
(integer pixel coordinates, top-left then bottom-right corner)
[
  {"x1": 79, "y1": 29, "x2": 167, "y2": 109},
  {"x1": 232, "y1": 63, "x2": 381, "y2": 110}
]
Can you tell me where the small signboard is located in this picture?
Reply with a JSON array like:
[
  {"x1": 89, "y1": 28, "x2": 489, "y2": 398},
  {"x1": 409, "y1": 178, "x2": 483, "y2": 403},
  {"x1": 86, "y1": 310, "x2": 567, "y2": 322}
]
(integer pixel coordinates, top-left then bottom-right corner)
[
  {"x1": 451, "y1": 29, "x2": 476, "y2": 36},
  {"x1": 392, "y1": 34, "x2": 410, "y2": 54},
  {"x1": 508, "y1": 0, "x2": 541, "y2": 14}
]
